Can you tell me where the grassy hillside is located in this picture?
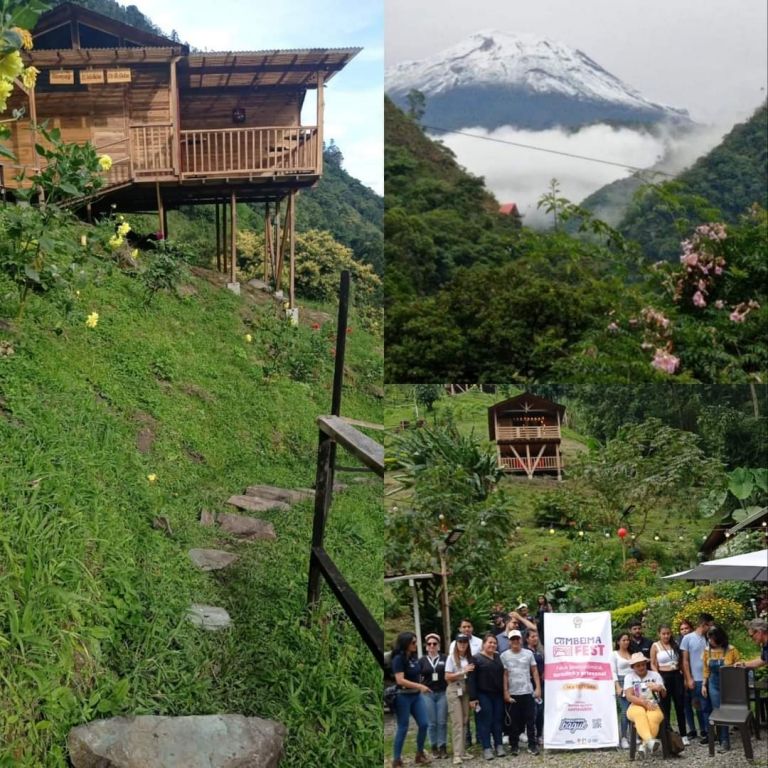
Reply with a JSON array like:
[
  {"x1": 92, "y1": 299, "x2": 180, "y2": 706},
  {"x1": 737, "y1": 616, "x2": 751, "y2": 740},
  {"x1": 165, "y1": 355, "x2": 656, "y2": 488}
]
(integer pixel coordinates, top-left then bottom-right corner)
[
  {"x1": 0, "y1": 263, "x2": 382, "y2": 766},
  {"x1": 384, "y1": 387, "x2": 766, "y2": 654}
]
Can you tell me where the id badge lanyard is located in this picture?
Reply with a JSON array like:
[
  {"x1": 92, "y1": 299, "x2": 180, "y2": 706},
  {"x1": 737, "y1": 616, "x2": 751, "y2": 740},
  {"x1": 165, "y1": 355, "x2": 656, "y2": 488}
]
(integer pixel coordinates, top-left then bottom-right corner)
[{"x1": 427, "y1": 655, "x2": 441, "y2": 683}]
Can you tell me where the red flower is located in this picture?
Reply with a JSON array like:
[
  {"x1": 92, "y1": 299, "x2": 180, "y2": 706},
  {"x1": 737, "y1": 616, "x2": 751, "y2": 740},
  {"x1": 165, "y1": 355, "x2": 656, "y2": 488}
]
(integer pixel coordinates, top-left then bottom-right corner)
[
  {"x1": 346, "y1": 327, "x2": 353, "y2": 334},
  {"x1": 311, "y1": 323, "x2": 320, "y2": 330}
]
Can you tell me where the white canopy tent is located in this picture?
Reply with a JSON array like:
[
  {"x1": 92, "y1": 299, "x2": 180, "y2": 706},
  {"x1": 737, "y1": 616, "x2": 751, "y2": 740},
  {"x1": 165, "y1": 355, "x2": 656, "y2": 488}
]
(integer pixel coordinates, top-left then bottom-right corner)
[{"x1": 663, "y1": 549, "x2": 768, "y2": 582}]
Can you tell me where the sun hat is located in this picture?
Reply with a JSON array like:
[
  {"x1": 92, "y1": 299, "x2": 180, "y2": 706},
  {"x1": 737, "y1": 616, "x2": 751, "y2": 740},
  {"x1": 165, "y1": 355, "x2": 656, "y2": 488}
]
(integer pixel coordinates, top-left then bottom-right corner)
[
  {"x1": 507, "y1": 629, "x2": 523, "y2": 639},
  {"x1": 629, "y1": 652, "x2": 650, "y2": 666},
  {"x1": 425, "y1": 633, "x2": 441, "y2": 643}
]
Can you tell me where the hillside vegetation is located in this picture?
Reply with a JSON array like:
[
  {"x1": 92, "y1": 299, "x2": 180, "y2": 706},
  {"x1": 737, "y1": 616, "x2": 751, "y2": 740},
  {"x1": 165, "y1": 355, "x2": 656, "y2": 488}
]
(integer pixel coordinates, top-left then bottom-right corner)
[
  {"x1": 0, "y1": 259, "x2": 383, "y2": 766},
  {"x1": 385, "y1": 386, "x2": 767, "y2": 653},
  {"x1": 385, "y1": 99, "x2": 767, "y2": 383}
]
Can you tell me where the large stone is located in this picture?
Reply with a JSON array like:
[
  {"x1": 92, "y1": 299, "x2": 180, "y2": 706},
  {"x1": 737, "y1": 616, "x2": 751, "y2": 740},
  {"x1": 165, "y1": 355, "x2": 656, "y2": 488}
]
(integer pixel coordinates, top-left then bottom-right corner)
[
  {"x1": 186, "y1": 604, "x2": 231, "y2": 631},
  {"x1": 245, "y1": 485, "x2": 313, "y2": 504},
  {"x1": 226, "y1": 495, "x2": 290, "y2": 513},
  {"x1": 188, "y1": 548, "x2": 239, "y2": 571},
  {"x1": 68, "y1": 713, "x2": 285, "y2": 768},
  {"x1": 218, "y1": 513, "x2": 276, "y2": 540}
]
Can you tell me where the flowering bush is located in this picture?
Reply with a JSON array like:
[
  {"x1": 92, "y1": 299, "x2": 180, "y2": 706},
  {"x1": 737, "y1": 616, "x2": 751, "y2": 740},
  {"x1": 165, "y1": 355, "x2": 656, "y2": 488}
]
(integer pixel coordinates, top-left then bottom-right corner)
[{"x1": 672, "y1": 591, "x2": 744, "y2": 630}]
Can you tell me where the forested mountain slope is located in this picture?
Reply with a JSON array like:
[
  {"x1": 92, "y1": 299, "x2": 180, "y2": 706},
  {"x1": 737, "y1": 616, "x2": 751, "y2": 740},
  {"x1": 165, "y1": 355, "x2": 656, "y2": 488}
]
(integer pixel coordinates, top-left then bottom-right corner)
[{"x1": 619, "y1": 103, "x2": 768, "y2": 261}]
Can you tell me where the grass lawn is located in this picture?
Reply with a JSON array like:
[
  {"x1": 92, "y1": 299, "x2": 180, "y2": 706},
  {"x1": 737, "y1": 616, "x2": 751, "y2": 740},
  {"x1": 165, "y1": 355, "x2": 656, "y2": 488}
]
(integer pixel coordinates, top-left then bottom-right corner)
[{"x1": 0, "y1": 264, "x2": 382, "y2": 766}]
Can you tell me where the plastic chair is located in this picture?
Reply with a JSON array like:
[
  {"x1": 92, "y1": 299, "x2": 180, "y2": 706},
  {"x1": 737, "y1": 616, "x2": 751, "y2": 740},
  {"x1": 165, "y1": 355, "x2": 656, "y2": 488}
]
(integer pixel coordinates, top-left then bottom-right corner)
[{"x1": 707, "y1": 666, "x2": 755, "y2": 760}]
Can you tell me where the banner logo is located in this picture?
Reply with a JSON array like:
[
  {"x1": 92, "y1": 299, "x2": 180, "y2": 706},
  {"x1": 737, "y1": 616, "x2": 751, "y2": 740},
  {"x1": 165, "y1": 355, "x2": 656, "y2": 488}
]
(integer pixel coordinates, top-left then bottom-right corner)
[{"x1": 559, "y1": 718, "x2": 588, "y2": 732}]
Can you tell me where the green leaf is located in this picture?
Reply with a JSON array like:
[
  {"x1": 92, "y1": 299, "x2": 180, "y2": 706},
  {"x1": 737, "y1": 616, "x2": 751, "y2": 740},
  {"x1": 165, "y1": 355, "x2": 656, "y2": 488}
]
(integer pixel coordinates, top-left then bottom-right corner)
[
  {"x1": 59, "y1": 182, "x2": 81, "y2": 197},
  {"x1": 728, "y1": 467, "x2": 755, "y2": 500},
  {"x1": 752, "y1": 468, "x2": 768, "y2": 493},
  {"x1": 0, "y1": 144, "x2": 16, "y2": 161},
  {"x1": 24, "y1": 266, "x2": 41, "y2": 284}
]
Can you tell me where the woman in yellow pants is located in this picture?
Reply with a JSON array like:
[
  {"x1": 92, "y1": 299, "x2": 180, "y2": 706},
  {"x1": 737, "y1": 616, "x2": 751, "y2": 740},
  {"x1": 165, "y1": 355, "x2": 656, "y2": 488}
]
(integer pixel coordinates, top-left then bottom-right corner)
[{"x1": 623, "y1": 652, "x2": 667, "y2": 758}]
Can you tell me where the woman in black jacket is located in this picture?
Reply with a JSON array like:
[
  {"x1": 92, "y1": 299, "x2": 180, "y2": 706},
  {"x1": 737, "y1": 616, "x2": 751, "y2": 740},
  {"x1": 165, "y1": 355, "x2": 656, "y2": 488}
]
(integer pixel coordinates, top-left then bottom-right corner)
[{"x1": 468, "y1": 633, "x2": 506, "y2": 760}]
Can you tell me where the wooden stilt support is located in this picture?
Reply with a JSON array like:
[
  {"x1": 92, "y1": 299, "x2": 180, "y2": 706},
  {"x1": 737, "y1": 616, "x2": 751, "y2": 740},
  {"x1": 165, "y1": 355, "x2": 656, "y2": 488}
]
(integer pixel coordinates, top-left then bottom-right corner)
[
  {"x1": 289, "y1": 190, "x2": 296, "y2": 309},
  {"x1": 162, "y1": 207, "x2": 169, "y2": 240},
  {"x1": 525, "y1": 444, "x2": 532, "y2": 479},
  {"x1": 155, "y1": 183, "x2": 165, "y2": 239},
  {"x1": 264, "y1": 203, "x2": 272, "y2": 284},
  {"x1": 230, "y1": 189, "x2": 237, "y2": 284},
  {"x1": 265, "y1": 204, "x2": 273, "y2": 285},
  {"x1": 274, "y1": 200, "x2": 282, "y2": 291},
  {"x1": 222, "y1": 198, "x2": 228, "y2": 274},
  {"x1": 214, "y1": 201, "x2": 221, "y2": 272},
  {"x1": 277, "y1": 197, "x2": 289, "y2": 293}
]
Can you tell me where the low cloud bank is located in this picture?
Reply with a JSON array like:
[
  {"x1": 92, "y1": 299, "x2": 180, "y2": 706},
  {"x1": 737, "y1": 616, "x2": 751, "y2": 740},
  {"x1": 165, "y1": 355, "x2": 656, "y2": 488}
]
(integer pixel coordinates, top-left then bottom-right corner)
[{"x1": 436, "y1": 122, "x2": 729, "y2": 227}]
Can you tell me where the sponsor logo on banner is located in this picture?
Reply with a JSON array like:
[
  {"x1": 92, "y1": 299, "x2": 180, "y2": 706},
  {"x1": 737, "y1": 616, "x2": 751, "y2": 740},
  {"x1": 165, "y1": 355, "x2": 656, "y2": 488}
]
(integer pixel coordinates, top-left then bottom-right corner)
[{"x1": 543, "y1": 612, "x2": 618, "y2": 750}]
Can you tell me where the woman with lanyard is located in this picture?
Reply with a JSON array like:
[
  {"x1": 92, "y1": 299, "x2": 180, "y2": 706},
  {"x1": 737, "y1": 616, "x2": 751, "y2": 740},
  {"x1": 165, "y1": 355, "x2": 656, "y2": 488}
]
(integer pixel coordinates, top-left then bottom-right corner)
[
  {"x1": 650, "y1": 624, "x2": 689, "y2": 745},
  {"x1": 419, "y1": 633, "x2": 448, "y2": 760},
  {"x1": 468, "y1": 633, "x2": 506, "y2": 761},
  {"x1": 391, "y1": 631, "x2": 432, "y2": 767},
  {"x1": 445, "y1": 634, "x2": 476, "y2": 765},
  {"x1": 612, "y1": 632, "x2": 633, "y2": 749}
]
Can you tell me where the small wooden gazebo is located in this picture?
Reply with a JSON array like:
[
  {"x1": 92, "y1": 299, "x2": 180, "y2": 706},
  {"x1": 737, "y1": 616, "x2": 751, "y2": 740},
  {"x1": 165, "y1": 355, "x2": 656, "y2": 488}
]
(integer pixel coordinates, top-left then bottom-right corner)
[
  {"x1": 2, "y1": 2, "x2": 359, "y2": 306},
  {"x1": 488, "y1": 392, "x2": 565, "y2": 480}
]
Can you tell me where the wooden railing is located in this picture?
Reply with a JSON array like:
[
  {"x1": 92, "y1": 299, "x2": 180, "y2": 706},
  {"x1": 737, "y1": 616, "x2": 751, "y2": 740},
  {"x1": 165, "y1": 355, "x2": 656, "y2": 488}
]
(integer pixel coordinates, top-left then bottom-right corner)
[
  {"x1": 179, "y1": 125, "x2": 319, "y2": 178},
  {"x1": 496, "y1": 425, "x2": 561, "y2": 440},
  {"x1": 500, "y1": 455, "x2": 561, "y2": 471},
  {"x1": 129, "y1": 123, "x2": 174, "y2": 176}
]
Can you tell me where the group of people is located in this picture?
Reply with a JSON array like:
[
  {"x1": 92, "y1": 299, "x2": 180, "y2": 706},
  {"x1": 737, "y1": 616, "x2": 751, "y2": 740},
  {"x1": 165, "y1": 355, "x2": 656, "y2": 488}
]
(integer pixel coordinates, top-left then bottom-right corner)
[
  {"x1": 614, "y1": 613, "x2": 768, "y2": 758},
  {"x1": 390, "y1": 599, "x2": 552, "y2": 766},
  {"x1": 389, "y1": 599, "x2": 768, "y2": 767}
]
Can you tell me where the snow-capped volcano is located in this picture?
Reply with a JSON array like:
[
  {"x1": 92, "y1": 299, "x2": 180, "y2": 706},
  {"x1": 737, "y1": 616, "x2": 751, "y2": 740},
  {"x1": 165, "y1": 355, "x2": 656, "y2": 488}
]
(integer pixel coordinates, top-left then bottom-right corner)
[{"x1": 386, "y1": 31, "x2": 691, "y2": 131}]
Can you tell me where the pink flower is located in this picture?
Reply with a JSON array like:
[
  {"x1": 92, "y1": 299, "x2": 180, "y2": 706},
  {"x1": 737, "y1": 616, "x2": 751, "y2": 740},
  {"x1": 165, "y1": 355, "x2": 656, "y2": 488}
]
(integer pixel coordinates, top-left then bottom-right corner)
[
  {"x1": 693, "y1": 291, "x2": 707, "y2": 308},
  {"x1": 607, "y1": 321, "x2": 619, "y2": 333},
  {"x1": 651, "y1": 349, "x2": 680, "y2": 375},
  {"x1": 730, "y1": 310, "x2": 745, "y2": 323},
  {"x1": 714, "y1": 300, "x2": 724, "y2": 309}
]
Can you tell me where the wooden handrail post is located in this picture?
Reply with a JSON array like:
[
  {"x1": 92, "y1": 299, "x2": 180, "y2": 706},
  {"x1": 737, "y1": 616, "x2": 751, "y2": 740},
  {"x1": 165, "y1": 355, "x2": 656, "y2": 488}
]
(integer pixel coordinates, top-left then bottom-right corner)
[
  {"x1": 230, "y1": 189, "x2": 237, "y2": 284},
  {"x1": 316, "y1": 71, "x2": 324, "y2": 174}
]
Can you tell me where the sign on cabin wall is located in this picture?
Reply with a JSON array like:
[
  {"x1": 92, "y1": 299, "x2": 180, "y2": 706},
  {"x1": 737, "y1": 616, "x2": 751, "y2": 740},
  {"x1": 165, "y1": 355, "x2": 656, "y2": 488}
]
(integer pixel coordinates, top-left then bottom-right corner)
[
  {"x1": 106, "y1": 69, "x2": 132, "y2": 84},
  {"x1": 49, "y1": 70, "x2": 74, "y2": 85},
  {"x1": 80, "y1": 70, "x2": 105, "y2": 85}
]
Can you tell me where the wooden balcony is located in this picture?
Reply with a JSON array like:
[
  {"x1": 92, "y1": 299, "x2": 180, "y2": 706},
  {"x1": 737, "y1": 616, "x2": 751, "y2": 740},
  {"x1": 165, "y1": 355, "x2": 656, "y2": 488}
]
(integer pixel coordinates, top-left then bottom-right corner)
[
  {"x1": 495, "y1": 425, "x2": 561, "y2": 441},
  {"x1": 499, "y1": 455, "x2": 562, "y2": 471},
  {"x1": 127, "y1": 123, "x2": 320, "y2": 180}
]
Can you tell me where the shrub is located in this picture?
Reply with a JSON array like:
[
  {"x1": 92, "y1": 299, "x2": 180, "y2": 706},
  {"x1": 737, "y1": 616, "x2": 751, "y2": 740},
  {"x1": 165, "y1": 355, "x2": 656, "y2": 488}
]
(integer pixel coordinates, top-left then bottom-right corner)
[
  {"x1": 672, "y1": 590, "x2": 745, "y2": 630},
  {"x1": 611, "y1": 600, "x2": 647, "y2": 632}
]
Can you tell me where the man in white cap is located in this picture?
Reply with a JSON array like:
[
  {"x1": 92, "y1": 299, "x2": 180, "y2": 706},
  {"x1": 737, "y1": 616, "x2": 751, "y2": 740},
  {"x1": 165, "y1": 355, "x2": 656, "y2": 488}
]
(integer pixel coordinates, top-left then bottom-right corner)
[{"x1": 501, "y1": 630, "x2": 541, "y2": 757}]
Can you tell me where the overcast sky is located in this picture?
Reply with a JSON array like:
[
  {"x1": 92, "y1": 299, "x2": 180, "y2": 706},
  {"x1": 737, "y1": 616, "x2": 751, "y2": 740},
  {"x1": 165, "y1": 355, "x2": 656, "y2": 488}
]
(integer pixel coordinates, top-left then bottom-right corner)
[
  {"x1": 132, "y1": 0, "x2": 383, "y2": 193},
  {"x1": 386, "y1": 0, "x2": 767, "y2": 126}
]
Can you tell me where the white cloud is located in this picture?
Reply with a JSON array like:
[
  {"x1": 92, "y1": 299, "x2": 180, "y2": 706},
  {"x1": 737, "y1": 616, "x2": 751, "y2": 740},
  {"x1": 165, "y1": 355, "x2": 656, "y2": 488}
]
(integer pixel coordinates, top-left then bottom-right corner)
[{"x1": 438, "y1": 122, "x2": 728, "y2": 227}]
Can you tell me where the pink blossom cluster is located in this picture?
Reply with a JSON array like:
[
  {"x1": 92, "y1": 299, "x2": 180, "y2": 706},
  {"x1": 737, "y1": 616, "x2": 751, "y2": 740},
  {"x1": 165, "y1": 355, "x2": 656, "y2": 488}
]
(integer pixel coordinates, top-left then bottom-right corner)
[
  {"x1": 675, "y1": 223, "x2": 727, "y2": 308},
  {"x1": 729, "y1": 300, "x2": 761, "y2": 323},
  {"x1": 651, "y1": 349, "x2": 680, "y2": 374}
]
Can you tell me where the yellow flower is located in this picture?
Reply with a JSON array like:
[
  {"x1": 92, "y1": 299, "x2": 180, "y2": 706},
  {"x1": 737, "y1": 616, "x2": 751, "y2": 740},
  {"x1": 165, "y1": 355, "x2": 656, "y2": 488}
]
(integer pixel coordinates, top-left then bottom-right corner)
[
  {"x1": 12, "y1": 27, "x2": 34, "y2": 51},
  {"x1": 117, "y1": 221, "x2": 131, "y2": 236},
  {"x1": 244, "y1": 333, "x2": 253, "y2": 343},
  {"x1": 85, "y1": 312, "x2": 99, "y2": 328},
  {"x1": 108, "y1": 234, "x2": 123, "y2": 249},
  {"x1": 0, "y1": 78, "x2": 12, "y2": 112},
  {"x1": 147, "y1": 473, "x2": 158, "y2": 483},
  {"x1": 80, "y1": 234, "x2": 87, "y2": 247},
  {"x1": 131, "y1": 248, "x2": 139, "y2": 260},
  {"x1": 0, "y1": 51, "x2": 24, "y2": 80},
  {"x1": 98, "y1": 155, "x2": 113, "y2": 172},
  {"x1": 20, "y1": 66, "x2": 39, "y2": 90}
]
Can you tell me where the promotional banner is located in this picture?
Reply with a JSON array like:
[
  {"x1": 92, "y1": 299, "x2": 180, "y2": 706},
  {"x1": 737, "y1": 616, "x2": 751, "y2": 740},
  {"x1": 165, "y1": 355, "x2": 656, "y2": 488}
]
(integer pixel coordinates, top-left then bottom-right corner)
[{"x1": 543, "y1": 611, "x2": 618, "y2": 749}]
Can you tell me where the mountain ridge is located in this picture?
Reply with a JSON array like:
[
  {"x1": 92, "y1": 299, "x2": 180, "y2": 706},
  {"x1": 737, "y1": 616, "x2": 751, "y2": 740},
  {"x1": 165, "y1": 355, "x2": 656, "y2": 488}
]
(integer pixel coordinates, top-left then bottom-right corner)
[{"x1": 387, "y1": 30, "x2": 692, "y2": 131}]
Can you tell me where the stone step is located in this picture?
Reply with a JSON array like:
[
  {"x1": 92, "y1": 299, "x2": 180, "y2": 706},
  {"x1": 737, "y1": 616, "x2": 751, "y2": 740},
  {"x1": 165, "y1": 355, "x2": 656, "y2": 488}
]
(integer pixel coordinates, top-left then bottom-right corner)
[
  {"x1": 188, "y1": 548, "x2": 239, "y2": 571},
  {"x1": 186, "y1": 604, "x2": 231, "y2": 631},
  {"x1": 245, "y1": 484, "x2": 313, "y2": 504},
  {"x1": 199, "y1": 509, "x2": 215, "y2": 527},
  {"x1": 226, "y1": 494, "x2": 290, "y2": 513},
  {"x1": 68, "y1": 714, "x2": 285, "y2": 768},
  {"x1": 218, "y1": 513, "x2": 276, "y2": 540}
]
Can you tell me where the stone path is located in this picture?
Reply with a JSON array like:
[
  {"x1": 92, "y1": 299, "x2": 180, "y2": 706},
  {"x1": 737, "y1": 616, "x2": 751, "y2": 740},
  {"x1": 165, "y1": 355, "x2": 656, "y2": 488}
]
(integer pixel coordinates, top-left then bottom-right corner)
[{"x1": 72, "y1": 483, "x2": 316, "y2": 761}]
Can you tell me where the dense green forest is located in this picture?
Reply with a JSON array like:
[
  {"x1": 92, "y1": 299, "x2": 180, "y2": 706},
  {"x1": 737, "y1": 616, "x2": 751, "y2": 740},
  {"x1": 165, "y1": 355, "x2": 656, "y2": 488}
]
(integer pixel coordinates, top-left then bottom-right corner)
[
  {"x1": 385, "y1": 97, "x2": 767, "y2": 383},
  {"x1": 619, "y1": 104, "x2": 768, "y2": 261}
]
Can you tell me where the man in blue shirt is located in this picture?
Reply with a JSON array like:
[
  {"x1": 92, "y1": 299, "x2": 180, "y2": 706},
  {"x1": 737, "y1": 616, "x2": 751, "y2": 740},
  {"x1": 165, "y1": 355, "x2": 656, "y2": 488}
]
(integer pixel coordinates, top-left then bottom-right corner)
[{"x1": 680, "y1": 612, "x2": 714, "y2": 743}]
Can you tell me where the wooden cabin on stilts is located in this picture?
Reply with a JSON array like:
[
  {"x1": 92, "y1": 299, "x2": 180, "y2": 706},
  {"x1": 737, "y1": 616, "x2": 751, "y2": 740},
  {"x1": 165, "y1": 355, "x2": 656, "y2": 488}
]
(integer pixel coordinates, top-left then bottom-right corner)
[
  {"x1": 488, "y1": 393, "x2": 565, "y2": 480},
  {"x1": 2, "y1": 2, "x2": 358, "y2": 307}
]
